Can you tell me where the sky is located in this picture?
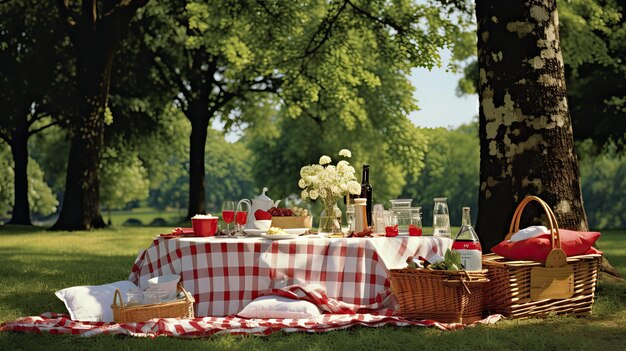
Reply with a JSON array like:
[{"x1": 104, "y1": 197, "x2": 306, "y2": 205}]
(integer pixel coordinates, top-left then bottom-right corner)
[{"x1": 409, "y1": 50, "x2": 478, "y2": 129}]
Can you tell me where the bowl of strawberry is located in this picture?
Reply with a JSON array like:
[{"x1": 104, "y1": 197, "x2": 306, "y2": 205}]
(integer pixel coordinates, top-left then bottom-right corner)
[{"x1": 256, "y1": 207, "x2": 312, "y2": 229}]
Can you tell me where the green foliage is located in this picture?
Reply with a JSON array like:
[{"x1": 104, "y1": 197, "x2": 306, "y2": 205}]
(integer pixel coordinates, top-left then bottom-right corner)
[
  {"x1": 203, "y1": 130, "x2": 256, "y2": 213},
  {"x1": 247, "y1": 73, "x2": 429, "y2": 211},
  {"x1": 0, "y1": 145, "x2": 14, "y2": 216},
  {"x1": 0, "y1": 143, "x2": 58, "y2": 217},
  {"x1": 0, "y1": 0, "x2": 73, "y2": 139},
  {"x1": 401, "y1": 122, "x2": 479, "y2": 226},
  {"x1": 28, "y1": 126, "x2": 69, "y2": 194},
  {"x1": 134, "y1": 106, "x2": 190, "y2": 210},
  {"x1": 559, "y1": 0, "x2": 623, "y2": 73},
  {"x1": 559, "y1": 0, "x2": 626, "y2": 144},
  {"x1": 99, "y1": 149, "x2": 150, "y2": 211},
  {"x1": 129, "y1": 102, "x2": 256, "y2": 212},
  {"x1": 578, "y1": 139, "x2": 626, "y2": 229},
  {"x1": 427, "y1": 249, "x2": 463, "y2": 270},
  {"x1": 182, "y1": 0, "x2": 472, "y2": 126}
]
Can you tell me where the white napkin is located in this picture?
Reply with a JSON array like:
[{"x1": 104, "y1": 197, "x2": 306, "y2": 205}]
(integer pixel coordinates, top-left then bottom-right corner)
[{"x1": 509, "y1": 225, "x2": 549, "y2": 242}]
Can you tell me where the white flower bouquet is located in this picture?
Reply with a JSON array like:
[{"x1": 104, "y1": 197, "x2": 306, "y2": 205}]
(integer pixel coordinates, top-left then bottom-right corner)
[{"x1": 298, "y1": 149, "x2": 362, "y2": 233}]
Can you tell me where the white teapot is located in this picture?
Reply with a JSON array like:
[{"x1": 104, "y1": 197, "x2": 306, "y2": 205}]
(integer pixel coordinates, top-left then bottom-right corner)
[{"x1": 238, "y1": 187, "x2": 281, "y2": 228}]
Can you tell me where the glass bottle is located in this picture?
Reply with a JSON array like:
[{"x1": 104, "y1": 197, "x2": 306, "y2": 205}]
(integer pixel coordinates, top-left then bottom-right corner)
[
  {"x1": 432, "y1": 197, "x2": 450, "y2": 237},
  {"x1": 360, "y1": 165, "x2": 373, "y2": 227},
  {"x1": 452, "y1": 207, "x2": 483, "y2": 271}
]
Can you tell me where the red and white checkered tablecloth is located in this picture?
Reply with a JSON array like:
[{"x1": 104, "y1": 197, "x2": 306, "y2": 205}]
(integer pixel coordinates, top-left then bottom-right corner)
[{"x1": 129, "y1": 236, "x2": 452, "y2": 317}]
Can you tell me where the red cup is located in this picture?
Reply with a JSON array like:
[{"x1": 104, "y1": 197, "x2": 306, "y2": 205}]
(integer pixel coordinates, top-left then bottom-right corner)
[
  {"x1": 385, "y1": 224, "x2": 399, "y2": 237},
  {"x1": 191, "y1": 217, "x2": 218, "y2": 237},
  {"x1": 409, "y1": 224, "x2": 423, "y2": 236}
]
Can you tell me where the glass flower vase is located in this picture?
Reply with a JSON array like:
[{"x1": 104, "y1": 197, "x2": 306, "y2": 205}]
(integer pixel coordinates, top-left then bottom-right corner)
[{"x1": 318, "y1": 197, "x2": 341, "y2": 236}]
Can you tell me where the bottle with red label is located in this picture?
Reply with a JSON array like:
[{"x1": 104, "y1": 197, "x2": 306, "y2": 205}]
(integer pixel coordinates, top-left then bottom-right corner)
[{"x1": 452, "y1": 207, "x2": 482, "y2": 271}]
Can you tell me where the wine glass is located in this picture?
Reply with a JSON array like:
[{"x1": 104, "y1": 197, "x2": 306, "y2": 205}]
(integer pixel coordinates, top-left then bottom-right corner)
[
  {"x1": 235, "y1": 200, "x2": 249, "y2": 237},
  {"x1": 221, "y1": 200, "x2": 235, "y2": 236}
]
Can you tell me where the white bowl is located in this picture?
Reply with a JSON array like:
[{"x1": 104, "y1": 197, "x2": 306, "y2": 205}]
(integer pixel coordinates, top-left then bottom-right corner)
[
  {"x1": 254, "y1": 220, "x2": 272, "y2": 231},
  {"x1": 147, "y1": 274, "x2": 180, "y2": 301}
]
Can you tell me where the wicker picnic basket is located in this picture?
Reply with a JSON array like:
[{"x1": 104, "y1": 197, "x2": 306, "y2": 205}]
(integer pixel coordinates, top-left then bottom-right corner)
[
  {"x1": 111, "y1": 283, "x2": 195, "y2": 323},
  {"x1": 482, "y1": 196, "x2": 601, "y2": 319},
  {"x1": 389, "y1": 268, "x2": 489, "y2": 323}
]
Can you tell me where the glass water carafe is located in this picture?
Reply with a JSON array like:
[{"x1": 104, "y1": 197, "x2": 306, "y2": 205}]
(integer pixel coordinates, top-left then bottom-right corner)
[{"x1": 433, "y1": 197, "x2": 450, "y2": 237}]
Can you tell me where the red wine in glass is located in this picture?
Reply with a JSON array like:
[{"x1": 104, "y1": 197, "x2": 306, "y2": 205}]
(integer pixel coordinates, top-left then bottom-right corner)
[
  {"x1": 221, "y1": 200, "x2": 235, "y2": 235},
  {"x1": 235, "y1": 211, "x2": 247, "y2": 226},
  {"x1": 222, "y1": 210, "x2": 235, "y2": 224}
]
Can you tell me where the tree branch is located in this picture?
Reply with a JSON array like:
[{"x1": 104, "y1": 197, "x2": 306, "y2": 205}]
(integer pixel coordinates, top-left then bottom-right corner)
[
  {"x1": 208, "y1": 92, "x2": 237, "y2": 116},
  {"x1": 102, "y1": 0, "x2": 150, "y2": 18},
  {"x1": 25, "y1": 104, "x2": 45, "y2": 128},
  {"x1": 28, "y1": 121, "x2": 59, "y2": 137},
  {"x1": 153, "y1": 55, "x2": 191, "y2": 100},
  {"x1": 303, "y1": 0, "x2": 348, "y2": 57}
]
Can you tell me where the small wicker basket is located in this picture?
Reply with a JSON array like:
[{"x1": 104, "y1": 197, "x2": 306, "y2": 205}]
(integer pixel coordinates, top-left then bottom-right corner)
[
  {"x1": 389, "y1": 268, "x2": 489, "y2": 323},
  {"x1": 111, "y1": 283, "x2": 195, "y2": 323}
]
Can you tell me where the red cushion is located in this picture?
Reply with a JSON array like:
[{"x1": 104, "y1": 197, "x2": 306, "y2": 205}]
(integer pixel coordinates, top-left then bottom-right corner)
[{"x1": 491, "y1": 229, "x2": 601, "y2": 261}]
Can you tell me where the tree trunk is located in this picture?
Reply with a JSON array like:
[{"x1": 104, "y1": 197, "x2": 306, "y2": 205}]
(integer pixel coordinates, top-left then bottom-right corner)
[
  {"x1": 475, "y1": 0, "x2": 588, "y2": 251},
  {"x1": 186, "y1": 101, "x2": 210, "y2": 219},
  {"x1": 51, "y1": 37, "x2": 114, "y2": 231},
  {"x1": 51, "y1": 1, "x2": 149, "y2": 231},
  {"x1": 51, "y1": 71, "x2": 109, "y2": 230},
  {"x1": 8, "y1": 119, "x2": 31, "y2": 225}
]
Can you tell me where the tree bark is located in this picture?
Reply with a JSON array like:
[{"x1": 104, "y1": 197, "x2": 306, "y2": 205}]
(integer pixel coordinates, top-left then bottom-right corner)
[
  {"x1": 8, "y1": 119, "x2": 31, "y2": 225},
  {"x1": 186, "y1": 100, "x2": 210, "y2": 219},
  {"x1": 475, "y1": 0, "x2": 588, "y2": 251}
]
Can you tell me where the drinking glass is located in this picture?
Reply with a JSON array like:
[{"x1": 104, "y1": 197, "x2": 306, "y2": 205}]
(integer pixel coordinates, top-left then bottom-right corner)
[
  {"x1": 373, "y1": 204, "x2": 385, "y2": 234},
  {"x1": 235, "y1": 200, "x2": 249, "y2": 237},
  {"x1": 383, "y1": 210, "x2": 398, "y2": 236},
  {"x1": 409, "y1": 207, "x2": 422, "y2": 236},
  {"x1": 221, "y1": 200, "x2": 235, "y2": 236},
  {"x1": 345, "y1": 204, "x2": 355, "y2": 234},
  {"x1": 433, "y1": 197, "x2": 450, "y2": 237}
]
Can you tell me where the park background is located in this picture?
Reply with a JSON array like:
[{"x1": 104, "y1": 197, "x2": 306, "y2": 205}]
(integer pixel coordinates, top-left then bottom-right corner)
[
  {"x1": 1, "y1": 1, "x2": 626, "y2": 349},
  {"x1": 1, "y1": 1, "x2": 624, "y2": 231}
]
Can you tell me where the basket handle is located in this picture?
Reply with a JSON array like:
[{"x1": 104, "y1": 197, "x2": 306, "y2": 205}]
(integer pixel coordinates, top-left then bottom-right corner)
[
  {"x1": 177, "y1": 283, "x2": 195, "y2": 302},
  {"x1": 506, "y1": 196, "x2": 560, "y2": 250},
  {"x1": 506, "y1": 196, "x2": 567, "y2": 267},
  {"x1": 112, "y1": 288, "x2": 125, "y2": 309}
]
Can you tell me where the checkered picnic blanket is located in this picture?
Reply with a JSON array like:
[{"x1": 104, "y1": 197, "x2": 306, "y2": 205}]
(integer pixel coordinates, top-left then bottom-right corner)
[
  {"x1": 0, "y1": 312, "x2": 502, "y2": 337},
  {"x1": 129, "y1": 236, "x2": 452, "y2": 317},
  {"x1": 1, "y1": 284, "x2": 501, "y2": 337},
  {"x1": 1, "y1": 274, "x2": 503, "y2": 337}
]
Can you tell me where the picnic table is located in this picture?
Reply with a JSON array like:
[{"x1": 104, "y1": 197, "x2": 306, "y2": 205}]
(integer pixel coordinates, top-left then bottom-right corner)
[{"x1": 129, "y1": 235, "x2": 452, "y2": 317}]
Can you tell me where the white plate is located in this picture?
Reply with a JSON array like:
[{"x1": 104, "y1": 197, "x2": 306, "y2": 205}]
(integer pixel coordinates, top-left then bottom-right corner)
[
  {"x1": 259, "y1": 233, "x2": 299, "y2": 240},
  {"x1": 244, "y1": 229, "x2": 265, "y2": 237},
  {"x1": 244, "y1": 228, "x2": 309, "y2": 236},
  {"x1": 282, "y1": 228, "x2": 309, "y2": 235}
]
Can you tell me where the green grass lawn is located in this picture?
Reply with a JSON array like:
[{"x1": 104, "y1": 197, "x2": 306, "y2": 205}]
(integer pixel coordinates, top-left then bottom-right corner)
[{"x1": 0, "y1": 225, "x2": 624, "y2": 350}]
